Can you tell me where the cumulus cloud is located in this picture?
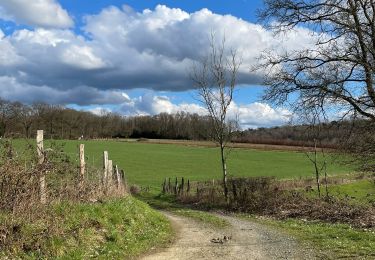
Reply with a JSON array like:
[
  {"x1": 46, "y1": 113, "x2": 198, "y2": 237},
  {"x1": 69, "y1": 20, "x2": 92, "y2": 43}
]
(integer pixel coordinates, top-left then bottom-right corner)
[
  {"x1": 0, "y1": 0, "x2": 73, "y2": 28},
  {"x1": 0, "y1": 4, "x2": 314, "y2": 95},
  {"x1": 229, "y1": 102, "x2": 292, "y2": 129},
  {"x1": 119, "y1": 92, "x2": 206, "y2": 116},
  {"x1": 118, "y1": 92, "x2": 290, "y2": 128}
]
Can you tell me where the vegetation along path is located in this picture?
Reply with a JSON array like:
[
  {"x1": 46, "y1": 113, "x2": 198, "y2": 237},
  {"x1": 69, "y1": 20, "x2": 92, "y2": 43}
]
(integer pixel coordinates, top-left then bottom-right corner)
[{"x1": 142, "y1": 212, "x2": 314, "y2": 260}]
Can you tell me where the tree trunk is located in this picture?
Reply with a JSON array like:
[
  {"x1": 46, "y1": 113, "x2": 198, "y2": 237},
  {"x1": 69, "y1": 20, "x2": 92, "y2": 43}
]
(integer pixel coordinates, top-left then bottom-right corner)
[
  {"x1": 314, "y1": 140, "x2": 321, "y2": 197},
  {"x1": 220, "y1": 144, "x2": 228, "y2": 200}
]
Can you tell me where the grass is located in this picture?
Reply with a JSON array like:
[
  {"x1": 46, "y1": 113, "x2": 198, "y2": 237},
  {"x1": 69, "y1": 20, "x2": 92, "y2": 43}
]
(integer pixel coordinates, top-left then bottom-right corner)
[
  {"x1": 303, "y1": 178, "x2": 375, "y2": 204},
  {"x1": 247, "y1": 216, "x2": 375, "y2": 259},
  {"x1": 0, "y1": 197, "x2": 173, "y2": 259},
  {"x1": 10, "y1": 139, "x2": 352, "y2": 192},
  {"x1": 328, "y1": 179, "x2": 375, "y2": 203},
  {"x1": 137, "y1": 193, "x2": 230, "y2": 229}
]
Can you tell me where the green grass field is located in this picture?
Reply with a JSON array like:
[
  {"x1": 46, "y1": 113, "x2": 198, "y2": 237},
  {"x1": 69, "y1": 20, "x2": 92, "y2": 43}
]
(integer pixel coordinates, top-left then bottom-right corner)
[{"x1": 23, "y1": 139, "x2": 352, "y2": 191}]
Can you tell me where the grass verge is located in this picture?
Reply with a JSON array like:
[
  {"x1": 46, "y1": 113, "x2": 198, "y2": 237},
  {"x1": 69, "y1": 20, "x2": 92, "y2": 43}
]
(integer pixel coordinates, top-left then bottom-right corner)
[
  {"x1": 240, "y1": 215, "x2": 375, "y2": 259},
  {"x1": 137, "y1": 193, "x2": 230, "y2": 229},
  {"x1": 0, "y1": 196, "x2": 173, "y2": 259}
]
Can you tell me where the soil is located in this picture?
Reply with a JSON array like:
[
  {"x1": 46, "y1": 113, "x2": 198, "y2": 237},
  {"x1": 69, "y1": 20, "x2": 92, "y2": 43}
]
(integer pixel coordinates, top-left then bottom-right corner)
[
  {"x1": 141, "y1": 212, "x2": 316, "y2": 260},
  {"x1": 124, "y1": 138, "x2": 325, "y2": 152}
]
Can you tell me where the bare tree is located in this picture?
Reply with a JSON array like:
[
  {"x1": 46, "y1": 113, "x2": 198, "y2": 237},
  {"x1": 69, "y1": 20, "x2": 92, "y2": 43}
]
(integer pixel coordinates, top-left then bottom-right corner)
[
  {"x1": 191, "y1": 35, "x2": 241, "y2": 199},
  {"x1": 0, "y1": 99, "x2": 12, "y2": 137},
  {"x1": 258, "y1": 0, "x2": 375, "y2": 170},
  {"x1": 301, "y1": 108, "x2": 330, "y2": 197}
]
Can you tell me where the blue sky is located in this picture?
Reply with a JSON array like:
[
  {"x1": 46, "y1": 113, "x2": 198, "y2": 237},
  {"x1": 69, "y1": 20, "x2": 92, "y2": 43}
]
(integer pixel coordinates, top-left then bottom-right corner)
[
  {"x1": 0, "y1": 0, "x2": 309, "y2": 128},
  {"x1": 59, "y1": 0, "x2": 264, "y2": 23}
]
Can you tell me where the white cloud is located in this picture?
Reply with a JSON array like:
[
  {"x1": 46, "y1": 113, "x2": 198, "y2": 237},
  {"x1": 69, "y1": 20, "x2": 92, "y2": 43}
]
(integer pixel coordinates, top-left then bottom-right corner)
[
  {"x1": 0, "y1": 4, "x2": 315, "y2": 94},
  {"x1": 60, "y1": 45, "x2": 106, "y2": 69},
  {"x1": 118, "y1": 92, "x2": 290, "y2": 128},
  {"x1": 229, "y1": 102, "x2": 292, "y2": 129},
  {"x1": 89, "y1": 107, "x2": 112, "y2": 116},
  {"x1": 119, "y1": 92, "x2": 206, "y2": 116},
  {"x1": 0, "y1": 0, "x2": 73, "y2": 28},
  {"x1": 0, "y1": 3, "x2": 314, "y2": 130}
]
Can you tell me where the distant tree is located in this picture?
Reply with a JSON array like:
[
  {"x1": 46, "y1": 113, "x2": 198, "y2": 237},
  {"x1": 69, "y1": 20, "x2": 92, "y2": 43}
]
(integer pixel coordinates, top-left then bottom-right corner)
[
  {"x1": 0, "y1": 99, "x2": 12, "y2": 137},
  {"x1": 191, "y1": 34, "x2": 241, "y2": 199}
]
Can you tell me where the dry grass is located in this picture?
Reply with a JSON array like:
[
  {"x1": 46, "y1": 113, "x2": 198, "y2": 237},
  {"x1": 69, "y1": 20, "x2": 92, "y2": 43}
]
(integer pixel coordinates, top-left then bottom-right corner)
[{"x1": 127, "y1": 138, "x2": 331, "y2": 152}]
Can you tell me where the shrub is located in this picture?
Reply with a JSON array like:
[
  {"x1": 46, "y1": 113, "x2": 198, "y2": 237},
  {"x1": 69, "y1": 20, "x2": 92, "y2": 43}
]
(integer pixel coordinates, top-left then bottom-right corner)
[{"x1": 130, "y1": 184, "x2": 141, "y2": 195}]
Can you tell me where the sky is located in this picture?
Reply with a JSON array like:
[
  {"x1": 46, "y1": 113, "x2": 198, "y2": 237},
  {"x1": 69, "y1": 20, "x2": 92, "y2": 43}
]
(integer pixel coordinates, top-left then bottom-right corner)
[{"x1": 0, "y1": 0, "x2": 312, "y2": 129}]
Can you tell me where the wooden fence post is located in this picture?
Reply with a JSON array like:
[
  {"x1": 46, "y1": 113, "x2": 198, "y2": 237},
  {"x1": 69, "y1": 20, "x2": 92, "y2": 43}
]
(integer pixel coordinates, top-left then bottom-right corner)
[
  {"x1": 162, "y1": 178, "x2": 167, "y2": 194},
  {"x1": 174, "y1": 177, "x2": 178, "y2": 195},
  {"x1": 120, "y1": 169, "x2": 126, "y2": 189},
  {"x1": 37, "y1": 130, "x2": 46, "y2": 204},
  {"x1": 187, "y1": 179, "x2": 190, "y2": 193},
  {"x1": 103, "y1": 151, "x2": 108, "y2": 186},
  {"x1": 79, "y1": 144, "x2": 85, "y2": 186},
  {"x1": 180, "y1": 177, "x2": 185, "y2": 195},
  {"x1": 115, "y1": 165, "x2": 122, "y2": 190},
  {"x1": 108, "y1": 160, "x2": 113, "y2": 186}
]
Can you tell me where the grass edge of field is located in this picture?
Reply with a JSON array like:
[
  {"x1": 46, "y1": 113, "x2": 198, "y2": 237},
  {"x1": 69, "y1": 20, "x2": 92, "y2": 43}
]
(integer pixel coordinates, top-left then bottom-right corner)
[{"x1": 236, "y1": 213, "x2": 375, "y2": 259}]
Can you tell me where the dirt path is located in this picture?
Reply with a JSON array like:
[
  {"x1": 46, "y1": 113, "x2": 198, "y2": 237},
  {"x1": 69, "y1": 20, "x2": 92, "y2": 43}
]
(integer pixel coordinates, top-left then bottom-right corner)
[{"x1": 142, "y1": 212, "x2": 315, "y2": 260}]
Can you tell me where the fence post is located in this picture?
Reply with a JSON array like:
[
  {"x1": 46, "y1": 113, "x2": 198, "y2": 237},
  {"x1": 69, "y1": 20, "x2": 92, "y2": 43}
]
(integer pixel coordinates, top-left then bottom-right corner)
[
  {"x1": 120, "y1": 169, "x2": 126, "y2": 189},
  {"x1": 174, "y1": 177, "x2": 178, "y2": 195},
  {"x1": 103, "y1": 151, "x2": 109, "y2": 186},
  {"x1": 115, "y1": 165, "x2": 122, "y2": 190},
  {"x1": 180, "y1": 177, "x2": 185, "y2": 195},
  {"x1": 162, "y1": 178, "x2": 167, "y2": 194},
  {"x1": 37, "y1": 130, "x2": 46, "y2": 204},
  {"x1": 79, "y1": 144, "x2": 85, "y2": 186},
  {"x1": 187, "y1": 179, "x2": 190, "y2": 193},
  {"x1": 108, "y1": 160, "x2": 113, "y2": 187}
]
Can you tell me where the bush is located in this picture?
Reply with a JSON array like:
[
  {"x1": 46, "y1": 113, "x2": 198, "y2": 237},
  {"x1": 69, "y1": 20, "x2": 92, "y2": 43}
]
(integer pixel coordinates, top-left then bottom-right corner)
[
  {"x1": 130, "y1": 184, "x2": 141, "y2": 195},
  {"x1": 0, "y1": 140, "x2": 109, "y2": 216},
  {"x1": 178, "y1": 177, "x2": 375, "y2": 228}
]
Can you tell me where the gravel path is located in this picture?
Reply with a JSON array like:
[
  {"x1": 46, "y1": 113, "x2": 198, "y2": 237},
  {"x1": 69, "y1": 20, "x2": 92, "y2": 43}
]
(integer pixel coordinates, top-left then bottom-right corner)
[{"x1": 142, "y1": 212, "x2": 315, "y2": 260}]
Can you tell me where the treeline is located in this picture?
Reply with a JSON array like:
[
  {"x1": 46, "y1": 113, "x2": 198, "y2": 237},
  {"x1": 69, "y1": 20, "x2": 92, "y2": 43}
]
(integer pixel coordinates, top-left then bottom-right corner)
[
  {"x1": 0, "y1": 98, "x2": 355, "y2": 147},
  {"x1": 233, "y1": 123, "x2": 347, "y2": 148},
  {"x1": 0, "y1": 99, "x2": 211, "y2": 140}
]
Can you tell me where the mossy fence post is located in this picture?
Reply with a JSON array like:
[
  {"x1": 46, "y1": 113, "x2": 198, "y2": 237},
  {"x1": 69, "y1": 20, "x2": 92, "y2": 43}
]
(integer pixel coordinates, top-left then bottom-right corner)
[{"x1": 37, "y1": 130, "x2": 47, "y2": 204}]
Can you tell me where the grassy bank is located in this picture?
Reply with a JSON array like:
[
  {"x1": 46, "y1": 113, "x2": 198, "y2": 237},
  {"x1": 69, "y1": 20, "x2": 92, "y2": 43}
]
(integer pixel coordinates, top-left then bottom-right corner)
[{"x1": 0, "y1": 197, "x2": 172, "y2": 259}]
